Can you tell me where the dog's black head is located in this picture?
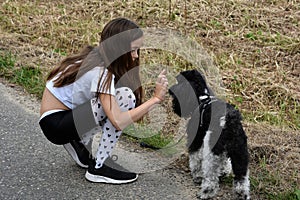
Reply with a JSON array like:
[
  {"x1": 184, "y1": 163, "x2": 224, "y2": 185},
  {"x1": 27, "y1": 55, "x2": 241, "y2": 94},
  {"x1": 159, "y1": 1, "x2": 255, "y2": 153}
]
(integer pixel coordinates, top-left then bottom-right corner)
[{"x1": 168, "y1": 69, "x2": 213, "y2": 118}]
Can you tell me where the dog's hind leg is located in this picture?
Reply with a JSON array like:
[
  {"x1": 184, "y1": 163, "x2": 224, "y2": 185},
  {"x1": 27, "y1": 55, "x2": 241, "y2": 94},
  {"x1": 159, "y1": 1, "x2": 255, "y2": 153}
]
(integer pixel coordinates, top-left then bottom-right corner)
[
  {"x1": 228, "y1": 138, "x2": 250, "y2": 200},
  {"x1": 219, "y1": 154, "x2": 232, "y2": 177},
  {"x1": 233, "y1": 170, "x2": 250, "y2": 200}
]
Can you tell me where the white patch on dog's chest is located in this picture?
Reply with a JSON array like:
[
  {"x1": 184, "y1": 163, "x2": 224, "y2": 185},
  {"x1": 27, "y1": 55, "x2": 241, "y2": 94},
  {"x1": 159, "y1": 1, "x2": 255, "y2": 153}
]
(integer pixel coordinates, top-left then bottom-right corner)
[{"x1": 202, "y1": 130, "x2": 212, "y2": 157}]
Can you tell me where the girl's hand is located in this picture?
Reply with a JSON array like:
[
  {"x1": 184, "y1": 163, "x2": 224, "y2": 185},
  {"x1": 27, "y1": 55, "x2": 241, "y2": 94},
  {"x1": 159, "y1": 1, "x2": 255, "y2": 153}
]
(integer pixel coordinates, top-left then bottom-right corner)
[{"x1": 153, "y1": 69, "x2": 168, "y2": 103}]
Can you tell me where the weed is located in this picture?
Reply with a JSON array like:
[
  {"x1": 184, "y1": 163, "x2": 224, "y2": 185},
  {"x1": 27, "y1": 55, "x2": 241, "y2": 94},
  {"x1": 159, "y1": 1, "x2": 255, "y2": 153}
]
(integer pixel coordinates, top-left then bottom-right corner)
[
  {"x1": 245, "y1": 32, "x2": 258, "y2": 41},
  {"x1": 0, "y1": 53, "x2": 14, "y2": 74},
  {"x1": 13, "y1": 66, "x2": 45, "y2": 98},
  {"x1": 0, "y1": 51, "x2": 45, "y2": 98},
  {"x1": 53, "y1": 49, "x2": 67, "y2": 56},
  {"x1": 124, "y1": 123, "x2": 173, "y2": 149},
  {"x1": 267, "y1": 189, "x2": 300, "y2": 200}
]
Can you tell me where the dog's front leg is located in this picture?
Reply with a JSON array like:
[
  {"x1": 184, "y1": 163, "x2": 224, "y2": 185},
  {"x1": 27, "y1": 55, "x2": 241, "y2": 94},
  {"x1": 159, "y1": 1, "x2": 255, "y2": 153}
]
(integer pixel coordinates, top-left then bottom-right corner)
[
  {"x1": 198, "y1": 131, "x2": 220, "y2": 199},
  {"x1": 189, "y1": 149, "x2": 203, "y2": 184}
]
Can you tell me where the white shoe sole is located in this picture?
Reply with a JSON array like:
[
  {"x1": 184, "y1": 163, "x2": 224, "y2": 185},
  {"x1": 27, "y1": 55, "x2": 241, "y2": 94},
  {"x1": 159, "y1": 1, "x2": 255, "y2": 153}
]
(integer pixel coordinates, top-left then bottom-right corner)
[
  {"x1": 85, "y1": 171, "x2": 138, "y2": 184},
  {"x1": 63, "y1": 143, "x2": 88, "y2": 168}
]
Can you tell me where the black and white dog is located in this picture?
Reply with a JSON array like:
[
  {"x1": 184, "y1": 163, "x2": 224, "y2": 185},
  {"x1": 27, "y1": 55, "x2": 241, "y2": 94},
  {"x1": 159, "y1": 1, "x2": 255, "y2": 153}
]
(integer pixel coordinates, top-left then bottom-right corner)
[{"x1": 169, "y1": 69, "x2": 250, "y2": 200}]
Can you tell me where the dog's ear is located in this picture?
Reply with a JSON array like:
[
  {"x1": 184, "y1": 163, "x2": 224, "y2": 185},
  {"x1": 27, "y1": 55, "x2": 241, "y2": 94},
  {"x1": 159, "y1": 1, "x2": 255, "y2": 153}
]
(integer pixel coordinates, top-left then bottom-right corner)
[
  {"x1": 179, "y1": 69, "x2": 204, "y2": 80},
  {"x1": 176, "y1": 70, "x2": 197, "y2": 83},
  {"x1": 190, "y1": 69, "x2": 205, "y2": 80},
  {"x1": 175, "y1": 73, "x2": 186, "y2": 84},
  {"x1": 180, "y1": 69, "x2": 215, "y2": 97}
]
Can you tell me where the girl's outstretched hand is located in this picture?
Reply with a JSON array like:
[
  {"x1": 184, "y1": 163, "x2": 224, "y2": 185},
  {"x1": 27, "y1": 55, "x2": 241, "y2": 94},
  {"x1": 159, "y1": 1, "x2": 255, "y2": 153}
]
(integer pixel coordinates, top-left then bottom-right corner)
[{"x1": 154, "y1": 69, "x2": 168, "y2": 103}]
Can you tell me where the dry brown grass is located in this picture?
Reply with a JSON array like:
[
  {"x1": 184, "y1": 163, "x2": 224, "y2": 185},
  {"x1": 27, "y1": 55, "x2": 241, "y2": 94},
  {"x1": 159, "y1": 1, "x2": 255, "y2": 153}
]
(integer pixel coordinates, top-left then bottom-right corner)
[
  {"x1": 1, "y1": 0, "x2": 299, "y2": 129},
  {"x1": 1, "y1": 0, "x2": 299, "y2": 198}
]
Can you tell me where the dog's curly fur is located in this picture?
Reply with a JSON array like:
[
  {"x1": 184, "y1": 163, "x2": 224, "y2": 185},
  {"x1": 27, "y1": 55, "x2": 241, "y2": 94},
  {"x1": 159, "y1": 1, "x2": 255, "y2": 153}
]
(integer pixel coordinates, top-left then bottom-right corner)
[{"x1": 169, "y1": 69, "x2": 250, "y2": 200}]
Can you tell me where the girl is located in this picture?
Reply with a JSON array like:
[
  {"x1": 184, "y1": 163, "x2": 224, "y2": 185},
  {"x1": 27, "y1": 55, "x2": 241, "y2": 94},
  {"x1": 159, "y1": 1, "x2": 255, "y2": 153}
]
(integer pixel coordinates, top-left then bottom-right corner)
[{"x1": 39, "y1": 18, "x2": 168, "y2": 184}]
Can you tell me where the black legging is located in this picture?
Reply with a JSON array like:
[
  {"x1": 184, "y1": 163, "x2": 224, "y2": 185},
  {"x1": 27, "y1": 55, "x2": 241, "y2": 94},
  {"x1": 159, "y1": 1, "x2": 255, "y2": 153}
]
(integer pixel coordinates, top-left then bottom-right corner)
[{"x1": 39, "y1": 100, "x2": 97, "y2": 145}]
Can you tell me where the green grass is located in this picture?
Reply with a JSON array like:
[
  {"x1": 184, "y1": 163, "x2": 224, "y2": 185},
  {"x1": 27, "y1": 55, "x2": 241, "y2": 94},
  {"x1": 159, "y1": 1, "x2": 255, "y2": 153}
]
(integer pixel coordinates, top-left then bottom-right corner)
[
  {"x1": 0, "y1": 52, "x2": 15, "y2": 71},
  {"x1": 0, "y1": 51, "x2": 45, "y2": 98},
  {"x1": 275, "y1": 190, "x2": 300, "y2": 200},
  {"x1": 265, "y1": 189, "x2": 300, "y2": 200},
  {"x1": 124, "y1": 123, "x2": 173, "y2": 149}
]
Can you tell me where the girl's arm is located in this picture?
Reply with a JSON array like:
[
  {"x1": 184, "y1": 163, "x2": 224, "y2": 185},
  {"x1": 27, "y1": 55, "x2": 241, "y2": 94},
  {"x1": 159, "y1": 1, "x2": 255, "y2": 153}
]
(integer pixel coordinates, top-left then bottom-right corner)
[{"x1": 100, "y1": 70, "x2": 168, "y2": 130}]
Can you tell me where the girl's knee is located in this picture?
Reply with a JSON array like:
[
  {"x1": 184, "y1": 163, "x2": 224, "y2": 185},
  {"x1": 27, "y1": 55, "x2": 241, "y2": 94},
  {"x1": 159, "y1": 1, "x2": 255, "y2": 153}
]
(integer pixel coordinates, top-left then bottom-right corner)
[{"x1": 115, "y1": 87, "x2": 136, "y2": 111}]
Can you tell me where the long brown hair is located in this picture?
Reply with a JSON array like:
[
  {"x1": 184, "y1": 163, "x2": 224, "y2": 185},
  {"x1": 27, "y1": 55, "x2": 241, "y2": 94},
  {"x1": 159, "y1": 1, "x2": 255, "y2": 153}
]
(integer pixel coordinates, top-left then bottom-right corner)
[
  {"x1": 47, "y1": 46, "x2": 95, "y2": 86},
  {"x1": 47, "y1": 18, "x2": 144, "y2": 106},
  {"x1": 99, "y1": 18, "x2": 144, "y2": 106}
]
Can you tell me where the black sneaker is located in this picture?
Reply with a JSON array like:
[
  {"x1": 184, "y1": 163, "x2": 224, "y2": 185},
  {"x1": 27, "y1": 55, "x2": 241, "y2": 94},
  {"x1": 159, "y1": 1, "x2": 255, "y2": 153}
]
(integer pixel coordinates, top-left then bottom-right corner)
[
  {"x1": 85, "y1": 158, "x2": 138, "y2": 184},
  {"x1": 63, "y1": 140, "x2": 89, "y2": 168}
]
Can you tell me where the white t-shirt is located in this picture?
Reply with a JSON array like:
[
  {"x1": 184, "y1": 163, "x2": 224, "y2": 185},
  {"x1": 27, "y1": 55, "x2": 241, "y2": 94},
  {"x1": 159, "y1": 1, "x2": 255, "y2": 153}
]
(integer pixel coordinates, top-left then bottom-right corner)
[{"x1": 46, "y1": 66, "x2": 115, "y2": 109}]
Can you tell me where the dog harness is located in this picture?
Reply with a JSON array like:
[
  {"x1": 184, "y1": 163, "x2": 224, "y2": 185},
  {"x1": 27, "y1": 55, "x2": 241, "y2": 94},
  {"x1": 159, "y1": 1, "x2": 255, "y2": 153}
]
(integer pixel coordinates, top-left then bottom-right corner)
[{"x1": 198, "y1": 95, "x2": 217, "y2": 127}]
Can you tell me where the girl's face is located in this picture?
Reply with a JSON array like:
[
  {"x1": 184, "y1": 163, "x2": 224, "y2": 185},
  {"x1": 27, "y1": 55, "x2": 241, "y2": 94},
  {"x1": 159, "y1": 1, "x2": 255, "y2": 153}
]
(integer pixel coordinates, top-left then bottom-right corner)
[{"x1": 130, "y1": 37, "x2": 144, "y2": 61}]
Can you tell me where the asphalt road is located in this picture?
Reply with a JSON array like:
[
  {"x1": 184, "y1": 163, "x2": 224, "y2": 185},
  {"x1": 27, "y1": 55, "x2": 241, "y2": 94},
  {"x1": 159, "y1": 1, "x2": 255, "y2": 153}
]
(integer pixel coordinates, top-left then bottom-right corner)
[{"x1": 0, "y1": 82, "x2": 197, "y2": 200}]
